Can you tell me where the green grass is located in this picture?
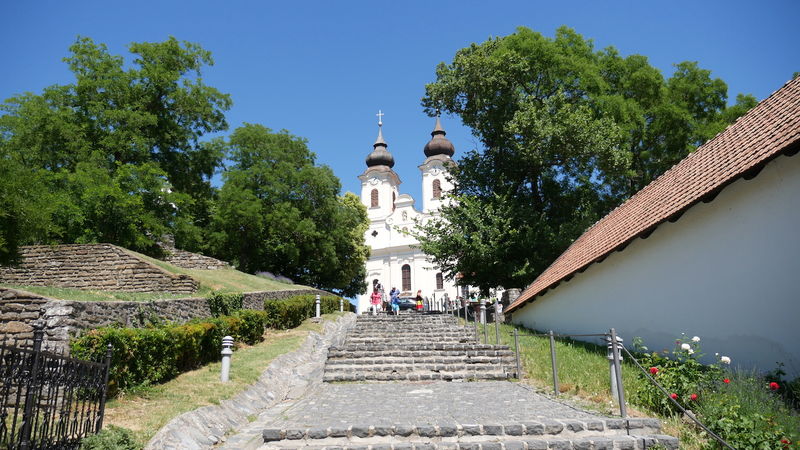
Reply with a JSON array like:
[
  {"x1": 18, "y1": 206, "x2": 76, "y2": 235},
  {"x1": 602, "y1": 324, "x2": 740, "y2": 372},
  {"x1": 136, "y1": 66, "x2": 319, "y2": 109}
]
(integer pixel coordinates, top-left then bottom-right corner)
[
  {"x1": 102, "y1": 312, "x2": 346, "y2": 447},
  {"x1": 1, "y1": 250, "x2": 306, "y2": 301},
  {"x1": 123, "y1": 249, "x2": 306, "y2": 293},
  {"x1": 0, "y1": 284, "x2": 207, "y2": 302}
]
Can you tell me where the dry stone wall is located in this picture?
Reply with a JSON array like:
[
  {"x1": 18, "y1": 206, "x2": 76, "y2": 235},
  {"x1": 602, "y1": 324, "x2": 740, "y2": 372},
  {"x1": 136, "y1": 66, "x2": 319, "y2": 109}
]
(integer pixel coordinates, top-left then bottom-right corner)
[
  {"x1": 0, "y1": 287, "x2": 333, "y2": 353},
  {"x1": 161, "y1": 248, "x2": 230, "y2": 270},
  {"x1": 0, "y1": 244, "x2": 197, "y2": 293}
]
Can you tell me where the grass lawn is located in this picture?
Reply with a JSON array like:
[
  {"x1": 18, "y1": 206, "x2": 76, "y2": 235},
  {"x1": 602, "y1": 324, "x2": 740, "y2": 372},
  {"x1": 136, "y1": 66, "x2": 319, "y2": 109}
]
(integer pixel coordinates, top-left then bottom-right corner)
[
  {"x1": 102, "y1": 313, "x2": 345, "y2": 447},
  {"x1": 1, "y1": 250, "x2": 306, "y2": 301}
]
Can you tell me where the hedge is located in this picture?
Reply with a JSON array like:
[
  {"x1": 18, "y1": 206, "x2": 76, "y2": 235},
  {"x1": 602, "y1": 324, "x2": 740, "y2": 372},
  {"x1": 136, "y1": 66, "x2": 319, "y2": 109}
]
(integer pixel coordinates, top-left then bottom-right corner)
[
  {"x1": 70, "y1": 310, "x2": 268, "y2": 395},
  {"x1": 263, "y1": 294, "x2": 352, "y2": 329}
]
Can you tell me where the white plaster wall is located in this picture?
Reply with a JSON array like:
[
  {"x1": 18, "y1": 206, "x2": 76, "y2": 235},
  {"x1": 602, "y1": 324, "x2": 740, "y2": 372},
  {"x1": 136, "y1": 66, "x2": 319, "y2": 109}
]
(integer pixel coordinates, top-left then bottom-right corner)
[{"x1": 513, "y1": 154, "x2": 800, "y2": 377}]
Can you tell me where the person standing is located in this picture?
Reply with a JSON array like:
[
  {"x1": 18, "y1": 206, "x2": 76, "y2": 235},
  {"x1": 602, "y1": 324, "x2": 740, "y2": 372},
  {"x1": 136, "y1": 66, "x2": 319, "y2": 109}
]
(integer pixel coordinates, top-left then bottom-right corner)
[
  {"x1": 370, "y1": 287, "x2": 382, "y2": 315},
  {"x1": 390, "y1": 287, "x2": 400, "y2": 315},
  {"x1": 415, "y1": 289, "x2": 424, "y2": 312}
]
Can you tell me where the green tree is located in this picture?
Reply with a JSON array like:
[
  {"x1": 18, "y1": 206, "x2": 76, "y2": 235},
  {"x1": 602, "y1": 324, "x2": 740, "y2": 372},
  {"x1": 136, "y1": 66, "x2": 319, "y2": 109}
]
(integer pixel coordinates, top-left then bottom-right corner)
[
  {"x1": 417, "y1": 26, "x2": 756, "y2": 293},
  {"x1": 0, "y1": 36, "x2": 230, "y2": 255},
  {"x1": 209, "y1": 124, "x2": 368, "y2": 296}
]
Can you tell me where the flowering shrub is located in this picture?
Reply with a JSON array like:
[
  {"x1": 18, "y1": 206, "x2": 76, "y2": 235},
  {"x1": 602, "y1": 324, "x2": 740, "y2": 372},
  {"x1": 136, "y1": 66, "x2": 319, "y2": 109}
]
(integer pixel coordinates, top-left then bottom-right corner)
[
  {"x1": 632, "y1": 334, "x2": 800, "y2": 449},
  {"x1": 633, "y1": 334, "x2": 722, "y2": 415}
]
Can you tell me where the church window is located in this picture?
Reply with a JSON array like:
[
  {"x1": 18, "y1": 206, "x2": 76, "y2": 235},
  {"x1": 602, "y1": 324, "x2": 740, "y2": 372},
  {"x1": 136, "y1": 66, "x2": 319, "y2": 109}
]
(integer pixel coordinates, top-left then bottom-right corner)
[
  {"x1": 432, "y1": 179, "x2": 442, "y2": 199},
  {"x1": 371, "y1": 189, "x2": 379, "y2": 207},
  {"x1": 436, "y1": 272, "x2": 444, "y2": 290},
  {"x1": 401, "y1": 264, "x2": 411, "y2": 291},
  {"x1": 392, "y1": 191, "x2": 396, "y2": 212}
]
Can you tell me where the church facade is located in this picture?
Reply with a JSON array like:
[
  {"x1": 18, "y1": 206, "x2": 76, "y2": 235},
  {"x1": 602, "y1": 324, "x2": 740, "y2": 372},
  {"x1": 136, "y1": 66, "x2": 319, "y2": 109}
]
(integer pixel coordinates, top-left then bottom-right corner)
[{"x1": 355, "y1": 116, "x2": 459, "y2": 313}]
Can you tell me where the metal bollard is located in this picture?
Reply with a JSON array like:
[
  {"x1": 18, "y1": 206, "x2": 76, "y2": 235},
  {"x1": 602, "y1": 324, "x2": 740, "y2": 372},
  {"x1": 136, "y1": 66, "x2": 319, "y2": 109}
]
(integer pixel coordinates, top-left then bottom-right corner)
[
  {"x1": 607, "y1": 329, "x2": 627, "y2": 418},
  {"x1": 220, "y1": 336, "x2": 234, "y2": 382},
  {"x1": 315, "y1": 294, "x2": 321, "y2": 318},
  {"x1": 339, "y1": 297, "x2": 344, "y2": 312}
]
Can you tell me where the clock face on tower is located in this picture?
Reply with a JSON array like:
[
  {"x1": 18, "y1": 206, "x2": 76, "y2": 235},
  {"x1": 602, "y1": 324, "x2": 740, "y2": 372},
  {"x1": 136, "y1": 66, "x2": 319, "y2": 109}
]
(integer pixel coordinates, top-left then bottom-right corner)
[
  {"x1": 368, "y1": 177, "x2": 380, "y2": 185},
  {"x1": 430, "y1": 168, "x2": 441, "y2": 176}
]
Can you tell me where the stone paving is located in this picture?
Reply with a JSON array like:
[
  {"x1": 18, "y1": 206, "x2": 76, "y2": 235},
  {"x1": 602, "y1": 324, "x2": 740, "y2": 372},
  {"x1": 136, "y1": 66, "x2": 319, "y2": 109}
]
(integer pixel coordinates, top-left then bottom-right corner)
[{"x1": 270, "y1": 381, "x2": 597, "y2": 428}]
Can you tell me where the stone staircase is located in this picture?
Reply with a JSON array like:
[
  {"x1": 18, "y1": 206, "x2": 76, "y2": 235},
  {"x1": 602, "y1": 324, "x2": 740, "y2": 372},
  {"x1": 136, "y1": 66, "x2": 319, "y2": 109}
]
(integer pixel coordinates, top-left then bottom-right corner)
[{"x1": 323, "y1": 313, "x2": 516, "y2": 382}]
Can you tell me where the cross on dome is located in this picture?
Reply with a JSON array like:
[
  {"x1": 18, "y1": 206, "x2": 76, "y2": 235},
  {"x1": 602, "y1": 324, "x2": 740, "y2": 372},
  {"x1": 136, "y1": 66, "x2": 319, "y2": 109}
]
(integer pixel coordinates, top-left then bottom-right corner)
[{"x1": 376, "y1": 110, "x2": 384, "y2": 126}]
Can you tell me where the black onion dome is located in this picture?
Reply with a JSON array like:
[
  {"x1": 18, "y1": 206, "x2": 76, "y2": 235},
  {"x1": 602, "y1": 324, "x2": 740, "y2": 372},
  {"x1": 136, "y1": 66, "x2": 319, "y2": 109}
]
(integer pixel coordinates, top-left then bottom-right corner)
[
  {"x1": 366, "y1": 126, "x2": 395, "y2": 168},
  {"x1": 423, "y1": 117, "x2": 455, "y2": 158}
]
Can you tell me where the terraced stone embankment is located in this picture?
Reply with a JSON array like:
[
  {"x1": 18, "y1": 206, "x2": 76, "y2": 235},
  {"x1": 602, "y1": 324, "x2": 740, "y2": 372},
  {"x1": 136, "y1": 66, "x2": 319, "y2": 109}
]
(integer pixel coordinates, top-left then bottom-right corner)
[{"x1": 323, "y1": 314, "x2": 516, "y2": 382}]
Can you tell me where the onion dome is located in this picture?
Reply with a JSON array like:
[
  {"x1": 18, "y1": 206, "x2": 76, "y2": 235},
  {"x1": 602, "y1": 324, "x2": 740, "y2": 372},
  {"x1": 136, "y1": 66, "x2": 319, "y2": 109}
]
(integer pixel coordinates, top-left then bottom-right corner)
[
  {"x1": 423, "y1": 117, "x2": 455, "y2": 158},
  {"x1": 365, "y1": 124, "x2": 395, "y2": 168}
]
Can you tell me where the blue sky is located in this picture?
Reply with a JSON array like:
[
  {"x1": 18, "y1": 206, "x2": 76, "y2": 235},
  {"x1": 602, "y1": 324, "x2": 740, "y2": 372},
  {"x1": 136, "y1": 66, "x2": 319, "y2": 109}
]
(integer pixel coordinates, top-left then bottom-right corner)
[{"x1": 2, "y1": 0, "x2": 798, "y2": 203}]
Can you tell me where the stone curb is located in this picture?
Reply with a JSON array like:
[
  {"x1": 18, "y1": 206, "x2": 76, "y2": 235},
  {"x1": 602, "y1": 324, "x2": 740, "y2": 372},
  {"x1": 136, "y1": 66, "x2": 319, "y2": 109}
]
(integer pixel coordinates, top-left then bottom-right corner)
[
  {"x1": 261, "y1": 419, "x2": 662, "y2": 443},
  {"x1": 259, "y1": 434, "x2": 680, "y2": 450},
  {"x1": 144, "y1": 313, "x2": 357, "y2": 450}
]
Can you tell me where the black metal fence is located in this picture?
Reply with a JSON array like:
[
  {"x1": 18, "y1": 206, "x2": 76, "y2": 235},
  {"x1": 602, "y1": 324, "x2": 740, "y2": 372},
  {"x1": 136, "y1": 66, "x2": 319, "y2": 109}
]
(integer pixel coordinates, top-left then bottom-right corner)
[{"x1": 1, "y1": 324, "x2": 112, "y2": 450}]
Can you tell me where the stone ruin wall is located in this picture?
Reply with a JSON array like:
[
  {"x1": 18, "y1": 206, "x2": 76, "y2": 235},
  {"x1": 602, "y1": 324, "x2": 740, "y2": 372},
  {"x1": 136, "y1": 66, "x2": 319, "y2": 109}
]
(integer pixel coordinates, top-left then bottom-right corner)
[
  {"x1": 0, "y1": 244, "x2": 198, "y2": 293},
  {"x1": 161, "y1": 248, "x2": 230, "y2": 270},
  {"x1": 0, "y1": 287, "x2": 331, "y2": 353}
]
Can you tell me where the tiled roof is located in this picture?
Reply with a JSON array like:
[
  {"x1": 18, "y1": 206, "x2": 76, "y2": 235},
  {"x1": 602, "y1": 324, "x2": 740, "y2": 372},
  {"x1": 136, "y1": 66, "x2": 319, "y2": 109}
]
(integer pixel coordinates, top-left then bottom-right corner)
[{"x1": 507, "y1": 77, "x2": 800, "y2": 313}]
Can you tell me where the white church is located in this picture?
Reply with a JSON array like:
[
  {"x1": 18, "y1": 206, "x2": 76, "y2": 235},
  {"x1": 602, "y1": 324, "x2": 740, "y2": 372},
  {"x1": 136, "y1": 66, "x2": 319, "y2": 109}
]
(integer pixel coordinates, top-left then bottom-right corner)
[{"x1": 355, "y1": 114, "x2": 460, "y2": 313}]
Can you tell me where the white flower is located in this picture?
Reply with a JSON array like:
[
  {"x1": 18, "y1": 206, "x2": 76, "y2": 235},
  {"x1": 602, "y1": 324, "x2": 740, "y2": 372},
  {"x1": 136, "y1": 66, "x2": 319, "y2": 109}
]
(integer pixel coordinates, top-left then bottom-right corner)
[
  {"x1": 715, "y1": 352, "x2": 719, "y2": 356},
  {"x1": 688, "y1": 349, "x2": 694, "y2": 355},
  {"x1": 692, "y1": 336, "x2": 700, "y2": 342},
  {"x1": 681, "y1": 343, "x2": 691, "y2": 351},
  {"x1": 720, "y1": 356, "x2": 731, "y2": 365}
]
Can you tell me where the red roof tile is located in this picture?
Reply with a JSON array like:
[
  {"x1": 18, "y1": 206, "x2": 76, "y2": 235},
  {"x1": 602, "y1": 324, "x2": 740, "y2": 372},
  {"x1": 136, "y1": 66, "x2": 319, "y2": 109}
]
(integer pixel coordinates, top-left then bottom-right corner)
[{"x1": 507, "y1": 77, "x2": 800, "y2": 313}]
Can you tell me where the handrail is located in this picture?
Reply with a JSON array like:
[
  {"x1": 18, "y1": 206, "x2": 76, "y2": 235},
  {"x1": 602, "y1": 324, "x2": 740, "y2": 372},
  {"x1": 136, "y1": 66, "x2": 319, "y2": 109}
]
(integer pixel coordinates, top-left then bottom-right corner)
[
  {"x1": 620, "y1": 345, "x2": 735, "y2": 450},
  {"x1": 511, "y1": 331, "x2": 608, "y2": 338}
]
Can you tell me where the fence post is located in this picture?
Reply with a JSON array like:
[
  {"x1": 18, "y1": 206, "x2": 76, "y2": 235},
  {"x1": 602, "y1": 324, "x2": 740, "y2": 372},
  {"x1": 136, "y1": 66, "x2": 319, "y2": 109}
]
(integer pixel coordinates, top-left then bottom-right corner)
[
  {"x1": 220, "y1": 336, "x2": 234, "y2": 382},
  {"x1": 549, "y1": 330, "x2": 559, "y2": 396},
  {"x1": 607, "y1": 329, "x2": 627, "y2": 418},
  {"x1": 315, "y1": 294, "x2": 321, "y2": 318},
  {"x1": 494, "y1": 302, "x2": 501, "y2": 345},
  {"x1": 339, "y1": 297, "x2": 344, "y2": 312},
  {"x1": 19, "y1": 322, "x2": 45, "y2": 450},
  {"x1": 96, "y1": 343, "x2": 114, "y2": 432},
  {"x1": 513, "y1": 328, "x2": 522, "y2": 379},
  {"x1": 474, "y1": 307, "x2": 480, "y2": 343}
]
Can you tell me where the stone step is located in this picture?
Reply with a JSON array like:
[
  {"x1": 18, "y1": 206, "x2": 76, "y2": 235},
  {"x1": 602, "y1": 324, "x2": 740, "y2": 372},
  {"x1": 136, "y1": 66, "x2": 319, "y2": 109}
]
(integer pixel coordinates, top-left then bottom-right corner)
[
  {"x1": 325, "y1": 362, "x2": 512, "y2": 372},
  {"x1": 343, "y1": 338, "x2": 477, "y2": 345},
  {"x1": 327, "y1": 350, "x2": 514, "y2": 359},
  {"x1": 260, "y1": 435, "x2": 679, "y2": 449},
  {"x1": 323, "y1": 371, "x2": 511, "y2": 382},
  {"x1": 331, "y1": 344, "x2": 511, "y2": 352},
  {"x1": 260, "y1": 419, "x2": 677, "y2": 449},
  {"x1": 325, "y1": 356, "x2": 514, "y2": 365}
]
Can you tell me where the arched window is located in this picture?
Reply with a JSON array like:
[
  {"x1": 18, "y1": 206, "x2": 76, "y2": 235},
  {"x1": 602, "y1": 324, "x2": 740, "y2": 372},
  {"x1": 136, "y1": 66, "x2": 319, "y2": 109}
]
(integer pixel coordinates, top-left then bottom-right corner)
[
  {"x1": 392, "y1": 191, "x2": 396, "y2": 212},
  {"x1": 401, "y1": 264, "x2": 411, "y2": 291},
  {"x1": 432, "y1": 179, "x2": 442, "y2": 199},
  {"x1": 436, "y1": 272, "x2": 444, "y2": 290},
  {"x1": 370, "y1": 189, "x2": 379, "y2": 207}
]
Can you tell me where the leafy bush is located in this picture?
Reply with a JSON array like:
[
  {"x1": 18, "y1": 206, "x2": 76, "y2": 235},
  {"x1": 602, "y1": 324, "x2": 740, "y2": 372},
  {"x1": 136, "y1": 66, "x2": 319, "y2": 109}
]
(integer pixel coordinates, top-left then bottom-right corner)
[
  {"x1": 634, "y1": 335, "x2": 723, "y2": 415},
  {"x1": 80, "y1": 425, "x2": 140, "y2": 450},
  {"x1": 631, "y1": 335, "x2": 800, "y2": 449},
  {"x1": 70, "y1": 310, "x2": 268, "y2": 395},
  {"x1": 206, "y1": 292, "x2": 244, "y2": 316},
  {"x1": 695, "y1": 371, "x2": 799, "y2": 449},
  {"x1": 263, "y1": 294, "x2": 350, "y2": 329}
]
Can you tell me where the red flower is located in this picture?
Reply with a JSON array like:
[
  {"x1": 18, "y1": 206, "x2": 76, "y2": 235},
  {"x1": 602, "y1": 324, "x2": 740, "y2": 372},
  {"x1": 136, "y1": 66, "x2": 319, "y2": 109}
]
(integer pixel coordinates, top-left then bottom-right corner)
[
  {"x1": 770, "y1": 382, "x2": 780, "y2": 391},
  {"x1": 781, "y1": 439, "x2": 790, "y2": 448},
  {"x1": 723, "y1": 378, "x2": 730, "y2": 384},
  {"x1": 649, "y1": 367, "x2": 659, "y2": 375},
  {"x1": 670, "y1": 393, "x2": 678, "y2": 400},
  {"x1": 690, "y1": 393, "x2": 698, "y2": 401}
]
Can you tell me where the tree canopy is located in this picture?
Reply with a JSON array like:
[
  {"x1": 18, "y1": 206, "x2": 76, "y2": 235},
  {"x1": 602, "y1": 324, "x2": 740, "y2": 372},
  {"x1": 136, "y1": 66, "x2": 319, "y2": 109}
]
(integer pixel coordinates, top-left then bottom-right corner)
[
  {"x1": 208, "y1": 124, "x2": 369, "y2": 297},
  {"x1": 416, "y1": 26, "x2": 757, "y2": 294},
  {"x1": 0, "y1": 37, "x2": 370, "y2": 296}
]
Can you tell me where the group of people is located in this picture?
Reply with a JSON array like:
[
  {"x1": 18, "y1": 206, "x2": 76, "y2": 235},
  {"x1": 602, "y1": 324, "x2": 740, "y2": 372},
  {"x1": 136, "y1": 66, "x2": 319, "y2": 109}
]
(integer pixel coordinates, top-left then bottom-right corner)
[{"x1": 369, "y1": 284, "x2": 425, "y2": 315}]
